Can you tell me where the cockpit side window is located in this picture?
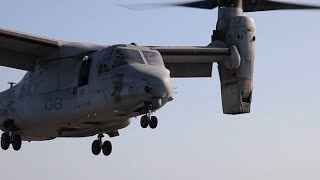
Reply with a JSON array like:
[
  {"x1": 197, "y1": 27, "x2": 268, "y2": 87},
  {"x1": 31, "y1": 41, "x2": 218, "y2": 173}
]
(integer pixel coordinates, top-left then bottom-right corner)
[
  {"x1": 98, "y1": 63, "x2": 109, "y2": 75},
  {"x1": 142, "y1": 51, "x2": 164, "y2": 66},
  {"x1": 98, "y1": 49, "x2": 113, "y2": 76},
  {"x1": 112, "y1": 48, "x2": 144, "y2": 69}
]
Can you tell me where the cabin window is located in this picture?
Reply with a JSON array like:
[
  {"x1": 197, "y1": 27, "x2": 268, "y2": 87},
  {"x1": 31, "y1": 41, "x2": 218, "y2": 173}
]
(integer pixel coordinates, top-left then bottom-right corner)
[{"x1": 78, "y1": 59, "x2": 92, "y2": 87}]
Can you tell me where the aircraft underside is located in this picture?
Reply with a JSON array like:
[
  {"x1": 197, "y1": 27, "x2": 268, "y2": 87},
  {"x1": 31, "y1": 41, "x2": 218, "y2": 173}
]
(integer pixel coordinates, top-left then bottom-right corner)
[{"x1": 20, "y1": 118, "x2": 132, "y2": 141}]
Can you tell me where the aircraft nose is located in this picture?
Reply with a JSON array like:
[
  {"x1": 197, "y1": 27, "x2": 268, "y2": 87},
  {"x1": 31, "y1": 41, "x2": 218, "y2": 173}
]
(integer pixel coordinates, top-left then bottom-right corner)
[
  {"x1": 134, "y1": 66, "x2": 173, "y2": 100},
  {"x1": 144, "y1": 73, "x2": 172, "y2": 98}
]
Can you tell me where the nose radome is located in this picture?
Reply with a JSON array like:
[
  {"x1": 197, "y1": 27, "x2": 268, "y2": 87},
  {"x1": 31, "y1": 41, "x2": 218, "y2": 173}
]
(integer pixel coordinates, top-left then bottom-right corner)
[
  {"x1": 146, "y1": 75, "x2": 171, "y2": 98},
  {"x1": 146, "y1": 74, "x2": 172, "y2": 98},
  {"x1": 133, "y1": 66, "x2": 173, "y2": 99}
]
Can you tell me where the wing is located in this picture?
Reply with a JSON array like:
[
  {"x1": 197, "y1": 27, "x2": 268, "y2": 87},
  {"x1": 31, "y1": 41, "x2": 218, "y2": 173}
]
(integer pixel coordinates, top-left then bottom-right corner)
[
  {"x1": 150, "y1": 46, "x2": 239, "y2": 77},
  {"x1": 0, "y1": 28, "x2": 61, "y2": 71}
]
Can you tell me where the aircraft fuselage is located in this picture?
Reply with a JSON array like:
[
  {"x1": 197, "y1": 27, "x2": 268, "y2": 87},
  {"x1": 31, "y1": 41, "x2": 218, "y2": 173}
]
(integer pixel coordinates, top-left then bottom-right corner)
[{"x1": 0, "y1": 44, "x2": 173, "y2": 141}]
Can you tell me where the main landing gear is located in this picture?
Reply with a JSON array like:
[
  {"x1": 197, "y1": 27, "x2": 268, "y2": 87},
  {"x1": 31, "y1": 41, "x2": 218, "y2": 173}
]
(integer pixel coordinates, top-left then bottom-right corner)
[
  {"x1": 91, "y1": 134, "x2": 112, "y2": 156},
  {"x1": 140, "y1": 115, "x2": 158, "y2": 129},
  {"x1": 140, "y1": 104, "x2": 158, "y2": 129},
  {"x1": 1, "y1": 133, "x2": 22, "y2": 151}
]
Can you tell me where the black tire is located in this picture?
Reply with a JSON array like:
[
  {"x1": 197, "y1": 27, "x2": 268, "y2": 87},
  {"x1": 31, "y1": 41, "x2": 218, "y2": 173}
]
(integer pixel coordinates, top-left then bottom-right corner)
[
  {"x1": 102, "y1": 141, "x2": 112, "y2": 156},
  {"x1": 12, "y1": 135, "x2": 22, "y2": 151},
  {"x1": 91, "y1": 140, "x2": 101, "y2": 155},
  {"x1": 140, "y1": 115, "x2": 149, "y2": 128},
  {"x1": 1, "y1": 133, "x2": 10, "y2": 150},
  {"x1": 149, "y1": 116, "x2": 158, "y2": 129}
]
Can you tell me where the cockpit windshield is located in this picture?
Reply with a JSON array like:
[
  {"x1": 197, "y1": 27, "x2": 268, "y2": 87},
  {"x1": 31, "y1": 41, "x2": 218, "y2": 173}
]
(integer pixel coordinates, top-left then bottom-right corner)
[
  {"x1": 142, "y1": 51, "x2": 164, "y2": 66},
  {"x1": 112, "y1": 48, "x2": 145, "y2": 69}
]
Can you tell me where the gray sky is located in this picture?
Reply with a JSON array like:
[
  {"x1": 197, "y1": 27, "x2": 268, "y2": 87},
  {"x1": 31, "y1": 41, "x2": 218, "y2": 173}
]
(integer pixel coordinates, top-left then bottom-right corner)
[{"x1": 1, "y1": 0, "x2": 320, "y2": 180}]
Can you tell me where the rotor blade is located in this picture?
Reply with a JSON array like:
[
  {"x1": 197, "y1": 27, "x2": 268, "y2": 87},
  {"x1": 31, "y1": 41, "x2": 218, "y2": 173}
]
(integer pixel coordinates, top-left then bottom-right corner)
[
  {"x1": 173, "y1": 0, "x2": 218, "y2": 9},
  {"x1": 119, "y1": 0, "x2": 219, "y2": 11},
  {"x1": 121, "y1": 0, "x2": 320, "y2": 12},
  {"x1": 243, "y1": 0, "x2": 320, "y2": 12}
]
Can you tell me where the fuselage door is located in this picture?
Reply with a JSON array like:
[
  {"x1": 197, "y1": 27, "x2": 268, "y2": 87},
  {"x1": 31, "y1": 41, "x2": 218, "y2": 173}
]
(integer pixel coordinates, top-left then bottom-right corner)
[{"x1": 75, "y1": 57, "x2": 92, "y2": 116}]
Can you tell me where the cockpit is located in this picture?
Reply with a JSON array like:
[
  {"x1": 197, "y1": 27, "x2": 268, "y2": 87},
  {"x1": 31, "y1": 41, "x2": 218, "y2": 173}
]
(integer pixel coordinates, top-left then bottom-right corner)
[
  {"x1": 112, "y1": 48, "x2": 145, "y2": 68},
  {"x1": 112, "y1": 47, "x2": 164, "y2": 69},
  {"x1": 141, "y1": 50, "x2": 164, "y2": 66},
  {"x1": 93, "y1": 44, "x2": 173, "y2": 116},
  {"x1": 98, "y1": 45, "x2": 164, "y2": 72}
]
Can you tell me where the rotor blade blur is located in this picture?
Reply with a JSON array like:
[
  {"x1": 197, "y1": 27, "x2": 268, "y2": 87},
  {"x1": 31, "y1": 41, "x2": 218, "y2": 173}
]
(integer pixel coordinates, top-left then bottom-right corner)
[
  {"x1": 118, "y1": 3, "x2": 171, "y2": 11},
  {"x1": 243, "y1": 0, "x2": 320, "y2": 12}
]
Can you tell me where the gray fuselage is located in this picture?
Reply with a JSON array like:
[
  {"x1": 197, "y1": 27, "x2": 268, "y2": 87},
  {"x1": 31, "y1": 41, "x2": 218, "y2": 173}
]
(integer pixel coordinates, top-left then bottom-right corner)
[{"x1": 0, "y1": 44, "x2": 173, "y2": 141}]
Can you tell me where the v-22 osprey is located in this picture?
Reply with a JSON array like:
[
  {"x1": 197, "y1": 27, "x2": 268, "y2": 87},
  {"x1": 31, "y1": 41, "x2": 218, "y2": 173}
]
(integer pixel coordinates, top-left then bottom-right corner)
[{"x1": 0, "y1": 0, "x2": 319, "y2": 156}]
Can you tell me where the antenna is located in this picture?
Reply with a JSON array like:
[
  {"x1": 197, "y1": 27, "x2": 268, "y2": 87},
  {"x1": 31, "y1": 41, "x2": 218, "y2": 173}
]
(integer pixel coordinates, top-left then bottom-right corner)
[{"x1": 8, "y1": 82, "x2": 16, "y2": 88}]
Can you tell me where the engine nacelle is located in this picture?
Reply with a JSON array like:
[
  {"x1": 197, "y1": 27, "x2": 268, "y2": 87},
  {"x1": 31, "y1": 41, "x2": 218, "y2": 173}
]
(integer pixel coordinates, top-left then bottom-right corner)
[{"x1": 218, "y1": 16, "x2": 256, "y2": 115}]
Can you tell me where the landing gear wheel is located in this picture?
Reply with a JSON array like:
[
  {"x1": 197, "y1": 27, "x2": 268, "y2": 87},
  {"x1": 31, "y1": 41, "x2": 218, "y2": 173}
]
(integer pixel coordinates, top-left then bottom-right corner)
[
  {"x1": 12, "y1": 135, "x2": 22, "y2": 151},
  {"x1": 140, "y1": 115, "x2": 149, "y2": 128},
  {"x1": 102, "y1": 141, "x2": 112, "y2": 156},
  {"x1": 1, "y1": 133, "x2": 10, "y2": 150},
  {"x1": 91, "y1": 140, "x2": 101, "y2": 155},
  {"x1": 149, "y1": 116, "x2": 158, "y2": 129}
]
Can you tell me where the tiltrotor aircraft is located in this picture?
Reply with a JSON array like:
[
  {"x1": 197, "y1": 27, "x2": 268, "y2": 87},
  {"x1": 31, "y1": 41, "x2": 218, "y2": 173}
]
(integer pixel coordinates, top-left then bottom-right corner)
[{"x1": 0, "y1": 0, "x2": 319, "y2": 156}]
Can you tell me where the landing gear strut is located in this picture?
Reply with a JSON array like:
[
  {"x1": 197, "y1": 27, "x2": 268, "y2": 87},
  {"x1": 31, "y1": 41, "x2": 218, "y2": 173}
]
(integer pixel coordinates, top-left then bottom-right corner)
[
  {"x1": 1, "y1": 133, "x2": 22, "y2": 151},
  {"x1": 91, "y1": 134, "x2": 112, "y2": 156},
  {"x1": 140, "y1": 104, "x2": 158, "y2": 129}
]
